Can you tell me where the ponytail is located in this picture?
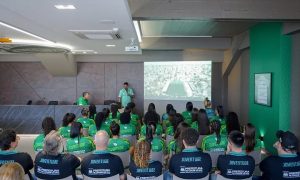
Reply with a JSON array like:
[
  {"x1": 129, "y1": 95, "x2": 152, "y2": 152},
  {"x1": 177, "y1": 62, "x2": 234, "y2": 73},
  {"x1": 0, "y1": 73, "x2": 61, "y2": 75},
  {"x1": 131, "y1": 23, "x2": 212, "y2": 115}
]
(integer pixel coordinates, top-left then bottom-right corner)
[{"x1": 211, "y1": 120, "x2": 221, "y2": 144}]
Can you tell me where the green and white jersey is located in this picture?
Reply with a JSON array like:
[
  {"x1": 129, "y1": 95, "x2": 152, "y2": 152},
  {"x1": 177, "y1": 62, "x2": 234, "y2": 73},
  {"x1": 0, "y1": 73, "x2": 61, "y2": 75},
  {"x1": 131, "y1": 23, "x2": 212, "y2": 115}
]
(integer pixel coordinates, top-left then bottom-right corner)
[
  {"x1": 104, "y1": 118, "x2": 113, "y2": 127},
  {"x1": 66, "y1": 136, "x2": 95, "y2": 154},
  {"x1": 139, "y1": 137, "x2": 165, "y2": 152},
  {"x1": 167, "y1": 140, "x2": 182, "y2": 154},
  {"x1": 58, "y1": 126, "x2": 71, "y2": 138},
  {"x1": 118, "y1": 88, "x2": 134, "y2": 108},
  {"x1": 182, "y1": 111, "x2": 192, "y2": 125},
  {"x1": 202, "y1": 134, "x2": 228, "y2": 152},
  {"x1": 220, "y1": 125, "x2": 227, "y2": 135},
  {"x1": 210, "y1": 116, "x2": 226, "y2": 126},
  {"x1": 108, "y1": 138, "x2": 130, "y2": 152},
  {"x1": 77, "y1": 117, "x2": 95, "y2": 129},
  {"x1": 33, "y1": 134, "x2": 45, "y2": 151},
  {"x1": 163, "y1": 119, "x2": 172, "y2": 128},
  {"x1": 120, "y1": 124, "x2": 136, "y2": 136},
  {"x1": 108, "y1": 112, "x2": 121, "y2": 123},
  {"x1": 140, "y1": 124, "x2": 163, "y2": 136},
  {"x1": 166, "y1": 126, "x2": 174, "y2": 136},
  {"x1": 76, "y1": 96, "x2": 89, "y2": 106},
  {"x1": 88, "y1": 124, "x2": 111, "y2": 137},
  {"x1": 191, "y1": 121, "x2": 199, "y2": 131},
  {"x1": 130, "y1": 113, "x2": 139, "y2": 126},
  {"x1": 242, "y1": 139, "x2": 262, "y2": 151}
]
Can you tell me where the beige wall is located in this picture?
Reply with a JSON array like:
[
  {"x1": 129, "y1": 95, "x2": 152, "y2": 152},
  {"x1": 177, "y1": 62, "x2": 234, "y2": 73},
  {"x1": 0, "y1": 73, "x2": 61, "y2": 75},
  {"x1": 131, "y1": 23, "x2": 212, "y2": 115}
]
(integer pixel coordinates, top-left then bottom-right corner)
[{"x1": 227, "y1": 49, "x2": 249, "y2": 125}]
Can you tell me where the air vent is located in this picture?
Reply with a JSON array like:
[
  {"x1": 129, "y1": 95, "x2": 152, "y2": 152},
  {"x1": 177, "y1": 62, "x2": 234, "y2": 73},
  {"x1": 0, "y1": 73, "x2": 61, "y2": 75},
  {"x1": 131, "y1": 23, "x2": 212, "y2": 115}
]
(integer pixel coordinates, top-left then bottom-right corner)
[{"x1": 69, "y1": 28, "x2": 121, "y2": 40}]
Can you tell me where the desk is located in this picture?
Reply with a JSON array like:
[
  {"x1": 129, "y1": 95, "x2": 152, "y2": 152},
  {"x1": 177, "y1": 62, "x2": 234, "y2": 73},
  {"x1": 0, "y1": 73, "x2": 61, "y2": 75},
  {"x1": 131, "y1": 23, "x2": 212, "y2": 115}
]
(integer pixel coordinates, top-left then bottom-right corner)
[{"x1": 0, "y1": 105, "x2": 108, "y2": 134}]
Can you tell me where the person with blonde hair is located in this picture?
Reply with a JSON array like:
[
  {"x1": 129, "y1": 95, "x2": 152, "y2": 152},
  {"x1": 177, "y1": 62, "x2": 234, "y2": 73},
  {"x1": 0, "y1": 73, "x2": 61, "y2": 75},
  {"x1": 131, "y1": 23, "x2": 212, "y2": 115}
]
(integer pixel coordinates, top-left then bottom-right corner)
[
  {"x1": 129, "y1": 140, "x2": 162, "y2": 179},
  {"x1": 34, "y1": 130, "x2": 80, "y2": 179},
  {"x1": 0, "y1": 162, "x2": 25, "y2": 180}
]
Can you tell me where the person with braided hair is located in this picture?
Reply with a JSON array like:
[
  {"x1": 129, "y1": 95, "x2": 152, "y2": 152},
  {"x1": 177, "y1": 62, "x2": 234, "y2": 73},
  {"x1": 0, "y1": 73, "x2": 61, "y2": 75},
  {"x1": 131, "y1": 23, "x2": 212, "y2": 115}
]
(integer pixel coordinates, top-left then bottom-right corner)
[
  {"x1": 202, "y1": 120, "x2": 227, "y2": 152},
  {"x1": 129, "y1": 140, "x2": 162, "y2": 179}
]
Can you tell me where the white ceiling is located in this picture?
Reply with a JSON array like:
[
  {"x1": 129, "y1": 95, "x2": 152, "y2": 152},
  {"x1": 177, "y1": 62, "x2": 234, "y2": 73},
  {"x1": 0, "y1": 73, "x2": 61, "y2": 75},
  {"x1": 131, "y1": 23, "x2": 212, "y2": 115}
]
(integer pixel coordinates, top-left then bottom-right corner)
[{"x1": 0, "y1": 0, "x2": 141, "y2": 54}]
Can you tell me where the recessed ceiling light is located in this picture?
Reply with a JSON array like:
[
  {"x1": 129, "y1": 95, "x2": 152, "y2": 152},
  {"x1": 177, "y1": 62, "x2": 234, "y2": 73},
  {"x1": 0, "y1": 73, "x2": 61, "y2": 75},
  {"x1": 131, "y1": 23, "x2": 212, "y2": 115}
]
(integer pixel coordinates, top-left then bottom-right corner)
[
  {"x1": 94, "y1": 52, "x2": 98, "y2": 54},
  {"x1": 133, "y1": 21, "x2": 142, "y2": 43},
  {"x1": 106, "y1": 44, "x2": 116, "y2": 47},
  {"x1": 82, "y1": 51, "x2": 87, "y2": 54},
  {"x1": 54, "y1": 5, "x2": 76, "y2": 10}
]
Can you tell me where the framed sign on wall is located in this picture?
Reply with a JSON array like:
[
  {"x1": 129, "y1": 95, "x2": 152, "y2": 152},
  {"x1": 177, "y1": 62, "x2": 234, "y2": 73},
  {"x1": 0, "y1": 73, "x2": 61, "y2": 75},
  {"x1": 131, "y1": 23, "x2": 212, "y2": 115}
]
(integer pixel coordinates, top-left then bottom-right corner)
[{"x1": 254, "y1": 73, "x2": 272, "y2": 106}]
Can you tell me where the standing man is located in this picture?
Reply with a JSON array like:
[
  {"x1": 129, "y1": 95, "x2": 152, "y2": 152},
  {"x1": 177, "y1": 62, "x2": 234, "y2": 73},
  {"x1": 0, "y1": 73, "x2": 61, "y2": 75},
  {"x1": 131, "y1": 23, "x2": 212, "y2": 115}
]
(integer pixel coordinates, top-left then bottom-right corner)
[
  {"x1": 76, "y1": 92, "x2": 90, "y2": 106},
  {"x1": 118, "y1": 82, "x2": 134, "y2": 108}
]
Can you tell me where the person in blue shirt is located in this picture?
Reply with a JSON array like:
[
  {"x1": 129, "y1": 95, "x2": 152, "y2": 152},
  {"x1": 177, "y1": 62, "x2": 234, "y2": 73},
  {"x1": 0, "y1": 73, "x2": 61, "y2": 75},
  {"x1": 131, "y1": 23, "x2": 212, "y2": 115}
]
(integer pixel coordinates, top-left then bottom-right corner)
[
  {"x1": 260, "y1": 130, "x2": 300, "y2": 180},
  {"x1": 168, "y1": 128, "x2": 212, "y2": 179},
  {"x1": 129, "y1": 140, "x2": 163, "y2": 179},
  {"x1": 216, "y1": 130, "x2": 255, "y2": 179},
  {"x1": 118, "y1": 82, "x2": 134, "y2": 108}
]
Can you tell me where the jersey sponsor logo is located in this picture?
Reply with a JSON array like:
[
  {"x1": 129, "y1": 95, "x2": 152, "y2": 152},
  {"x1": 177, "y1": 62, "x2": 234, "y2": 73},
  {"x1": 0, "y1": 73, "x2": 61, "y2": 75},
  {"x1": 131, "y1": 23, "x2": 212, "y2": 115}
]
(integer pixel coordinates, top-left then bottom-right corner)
[
  {"x1": 283, "y1": 161, "x2": 300, "y2": 167},
  {"x1": 181, "y1": 157, "x2": 202, "y2": 162},
  {"x1": 227, "y1": 169, "x2": 250, "y2": 176},
  {"x1": 283, "y1": 171, "x2": 300, "y2": 178},
  {"x1": 0, "y1": 160, "x2": 14, "y2": 164},
  {"x1": 88, "y1": 168, "x2": 111, "y2": 175},
  {"x1": 136, "y1": 167, "x2": 156, "y2": 173},
  {"x1": 91, "y1": 159, "x2": 109, "y2": 164},
  {"x1": 180, "y1": 166, "x2": 203, "y2": 174},
  {"x1": 37, "y1": 166, "x2": 60, "y2": 175},
  {"x1": 229, "y1": 160, "x2": 249, "y2": 166},
  {"x1": 39, "y1": 158, "x2": 59, "y2": 164}
]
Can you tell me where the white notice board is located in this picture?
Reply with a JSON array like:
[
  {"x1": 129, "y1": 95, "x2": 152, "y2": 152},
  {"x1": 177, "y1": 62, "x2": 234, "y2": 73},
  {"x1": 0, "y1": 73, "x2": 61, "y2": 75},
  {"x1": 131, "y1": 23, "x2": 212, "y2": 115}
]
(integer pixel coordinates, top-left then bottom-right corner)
[{"x1": 255, "y1": 73, "x2": 272, "y2": 106}]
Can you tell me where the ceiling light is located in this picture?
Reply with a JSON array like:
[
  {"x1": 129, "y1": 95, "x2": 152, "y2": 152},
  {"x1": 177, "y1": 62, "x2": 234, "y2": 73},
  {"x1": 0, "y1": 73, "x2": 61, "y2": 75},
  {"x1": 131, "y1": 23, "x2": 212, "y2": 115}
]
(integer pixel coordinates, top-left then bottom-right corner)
[
  {"x1": 133, "y1": 21, "x2": 142, "y2": 43},
  {"x1": 12, "y1": 39, "x2": 73, "y2": 50},
  {"x1": 106, "y1": 44, "x2": 116, "y2": 47},
  {"x1": 94, "y1": 52, "x2": 98, "y2": 54},
  {"x1": 54, "y1": 5, "x2": 76, "y2": 10},
  {"x1": 143, "y1": 35, "x2": 213, "y2": 38},
  {"x1": 0, "y1": 21, "x2": 51, "y2": 42}
]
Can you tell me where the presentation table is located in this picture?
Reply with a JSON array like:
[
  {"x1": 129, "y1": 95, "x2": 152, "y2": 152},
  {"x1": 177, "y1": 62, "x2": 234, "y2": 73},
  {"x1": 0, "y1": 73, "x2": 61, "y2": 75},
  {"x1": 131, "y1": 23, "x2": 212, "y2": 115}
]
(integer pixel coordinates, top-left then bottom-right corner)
[{"x1": 0, "y1": 105, "x2": 108, "y2": 134}]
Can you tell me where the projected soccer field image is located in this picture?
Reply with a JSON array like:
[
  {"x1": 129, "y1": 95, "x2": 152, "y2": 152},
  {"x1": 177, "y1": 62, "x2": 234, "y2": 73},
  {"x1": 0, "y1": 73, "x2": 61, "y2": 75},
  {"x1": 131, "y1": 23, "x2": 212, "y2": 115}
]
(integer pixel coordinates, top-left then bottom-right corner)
[{"x1": 144, "y1": 61, "x2": 211, "y2": 100}]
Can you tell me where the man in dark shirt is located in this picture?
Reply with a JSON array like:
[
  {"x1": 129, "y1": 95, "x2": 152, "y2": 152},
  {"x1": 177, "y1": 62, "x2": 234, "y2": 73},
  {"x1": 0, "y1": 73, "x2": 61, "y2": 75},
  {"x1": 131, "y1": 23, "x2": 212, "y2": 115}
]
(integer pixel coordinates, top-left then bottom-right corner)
[
  {"x1": 81, "y1": 130, "x2": 125, "y2": 179},
  {"x1": 34, "y1": 130, "x2": 80, "y2": 179},
  {"x1": 0, "y1": 129, "x2": 33, "y2": 180},
  {"x1": 216, "y1": 130, "x2": 255, "y2": 179},
  {"x1": 260, "y1": 130, "x2": 300, "y2": 179},
  {"x1": 168, "y1": 128, "x2": 212, "y2": 179}
]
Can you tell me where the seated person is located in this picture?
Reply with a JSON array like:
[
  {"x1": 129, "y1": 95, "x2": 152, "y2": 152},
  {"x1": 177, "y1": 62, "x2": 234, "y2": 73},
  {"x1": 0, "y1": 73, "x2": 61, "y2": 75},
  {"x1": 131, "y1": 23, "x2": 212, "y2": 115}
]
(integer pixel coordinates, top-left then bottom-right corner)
[
  {"x1": 168, "y1": 122, "x2": 190, "y2": 155},
  {"x1": 119, "y1": 112, "x2": 136, "y2": 136},
  {"x1": 213, "y1": 105, "x2": 226, "y2": 125},
  {"x1": 129, "y1": 140, "x2": 163, "y2": 179},
  {"x1": 162, "y1": 104, "x2": 174, "y2": 122},
  {"x1": 76, "y1": 108, "x2": 95, "y2": 130},
  {"x1": 76, "y1": 91, "x2": 90, "y2": 105},
  {"x1": 34, "y1": 131, "x2": 80, "y2": 180},
  {"x1": 33, "y1": 117, "x2": 57, "y2": 152},
  {"x1": 243, "y1": 123, "x2": 262, "y2": 153},
  {"x1": 181, "y1": 101, "x2": 193, "y2": 125},
  {"x1": 216, "y1": 130, "x2": 255, "y2": 179},
  {"x1": 222, "y1": 112, "x2": 241, "y2": 135},
  {"x1": 66, "y1": 122, "x2": 95, "y2": 154},
  {"x1": 0, "y1": 162, "x2": 25, "y2": 180},
  {"x1": 58, "y1": 113, "x2": 76, "y2": 138},
  {"x1": 126, "y1": 102, "x2": 140, "y2": 127},
  {"x1": 108, "y1": 122, "x2": 130, "y2": 152},
  {"x1": 89, "y1": 112, "x2": 111, "y2": 137},
  {"x1": 202, "y1": 120, "x2": 227, "y2": 152},
  {"x1": 0, "y1": 129, "x2": 33, "y2": 179},
  {"x1": 260, "y1": 130, "x2": 300, "y2": 179},
  {"x1": 88, "y1": 104, "x2": 97, "y2": 120},
  {"x1": 205, "y1": 100, "x2": 215, "y2": 119},
  {"x1": 191, "y1": 109, "x2": 211, "y2": 135},
  {"x1": 103, "y1": 108, "x2": 113, "y2": 127},
  {"x1": 108, "y1": 103, "x2": 121, "y2": 123},
  {"x1": 169, "y1": 128, "x2": 212, "y2": 179},
  {"x1": 81, "y1": 131, "x2": 125, "y2": 179},
  {"x1": 166, "y1": 111, "x2": 184, "y2": 137},
  {"x1": 141, "y1": 111, "x2": 163, "y2": 137},
  {"x1": 141, "y1": 123, "x2": 165, "y2": 153}
]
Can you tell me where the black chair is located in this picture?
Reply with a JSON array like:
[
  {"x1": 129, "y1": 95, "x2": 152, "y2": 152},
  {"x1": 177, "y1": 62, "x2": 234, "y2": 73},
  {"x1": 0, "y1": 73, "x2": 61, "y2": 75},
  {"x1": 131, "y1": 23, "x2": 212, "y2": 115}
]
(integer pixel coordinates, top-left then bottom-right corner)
[
  {"x1": 48, "y1": 101, "x2": 58, "y2": 105},
  {"x1": 26, "y1": 100, "x2": 32, "y2": 105}
]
